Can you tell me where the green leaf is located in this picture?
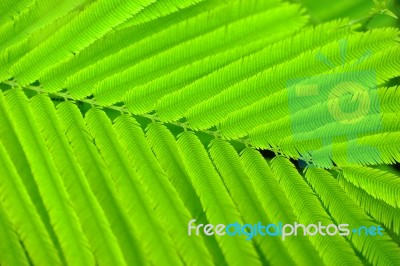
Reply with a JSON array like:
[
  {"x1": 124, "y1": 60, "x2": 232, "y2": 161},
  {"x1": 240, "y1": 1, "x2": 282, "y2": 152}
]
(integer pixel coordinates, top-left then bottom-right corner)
[
  {"x1": 0, "y1": 140, "x2": 60, "y2": 265},
  {"x1": 85, "y1": 108, "x2": 181, "y2": 266},
  {"x1": 208, "y1": 140, "x2": 295, "y2": 265},
  {"x1": 146, "y1": 122, "x2": 226, "y2": 264},
  {"x1": 11, "y1": 0, "x2": 154, "y2": 85},
  {"x1": 30, "y1": 95, "x2": 126, "y2": 266},
  {"x1": 240, "y1": 148, "x2": 324, "y2": 266},
  {"x1": 113, "y1": 116, "x2": 213, "y2": 266},
  {"x1": 2, "y1": 89, "x2": 94, "y2": 265},
  {"x1": 271, "y1": 157, "x2": 362, "y2": 265},
  {"x1": 341, "y1": 165, "x2": 400, "y2": 208},
  {"x1": 338, "y1": 176, "x2": 400, "y2": 235},
  {"x1": 177, "y1": 131, "x2": 261, "y2": 266},
  {"x1": 305, "y1": 167, "x2": 400, "y2": 265},
  {"x1": 0, "y1": 202, "x2": 29, "y2": 266},
  {"x1": 56, "y1": 102, "x2": 144, "y2": 265}
]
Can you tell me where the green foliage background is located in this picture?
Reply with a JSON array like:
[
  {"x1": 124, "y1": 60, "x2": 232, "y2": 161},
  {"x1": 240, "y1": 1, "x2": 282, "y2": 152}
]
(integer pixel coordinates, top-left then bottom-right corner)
[{"x1": 0, "y1": 0, "x2": 399, "y2": 265}]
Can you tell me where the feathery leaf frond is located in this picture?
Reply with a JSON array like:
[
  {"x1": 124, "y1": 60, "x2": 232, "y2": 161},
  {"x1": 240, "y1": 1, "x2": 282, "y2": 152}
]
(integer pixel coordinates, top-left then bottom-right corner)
[
  {"x1": 305, "y1": 167, "x2": 400, "y2": 265},
  {"x1": 114, "y1": 115, "x2": 213, "y2": 266},
  {"x1": 85, "y1": 108, "x2": 180, "y2": 266},
  {"x1": 11, "y1": 0, "x2": 154, "y2": 85},
  {"x1": 208, "y1": 139, "x2": 294, "y2": 265},
  {"x1": 177, "y1": 132, "x2": 261, "y2": 266},
  {"x1": 240, "y1": 148, "x2": 324, "y2": 266},
  {"x1": 30, "y1": 95, "x2": 126, "y2": 266},
  {"x1": 338, "y1": 176, "x2": 400, "y2": 235},
  {"x1": 271, "y1": 157, "x2": 362, "y2": 265},
  {"x1": 341, "y1": 165, "x2": 400, "y2": 208},
  {"x1": 1, "y1": 0, "x2": 399, "y2": 264},
  {"x1": 56, "y1": 102, "x2": 144, "y2": 265},
  {"x1": 0, "y1": 202, "x2": 29, "y2": 266},
  {"x1": 0, "y1": 140, "x2": 60, "y2": 266},
  {"x1": 2, "y1": 89, "x2": 94, "y2": 265}
]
